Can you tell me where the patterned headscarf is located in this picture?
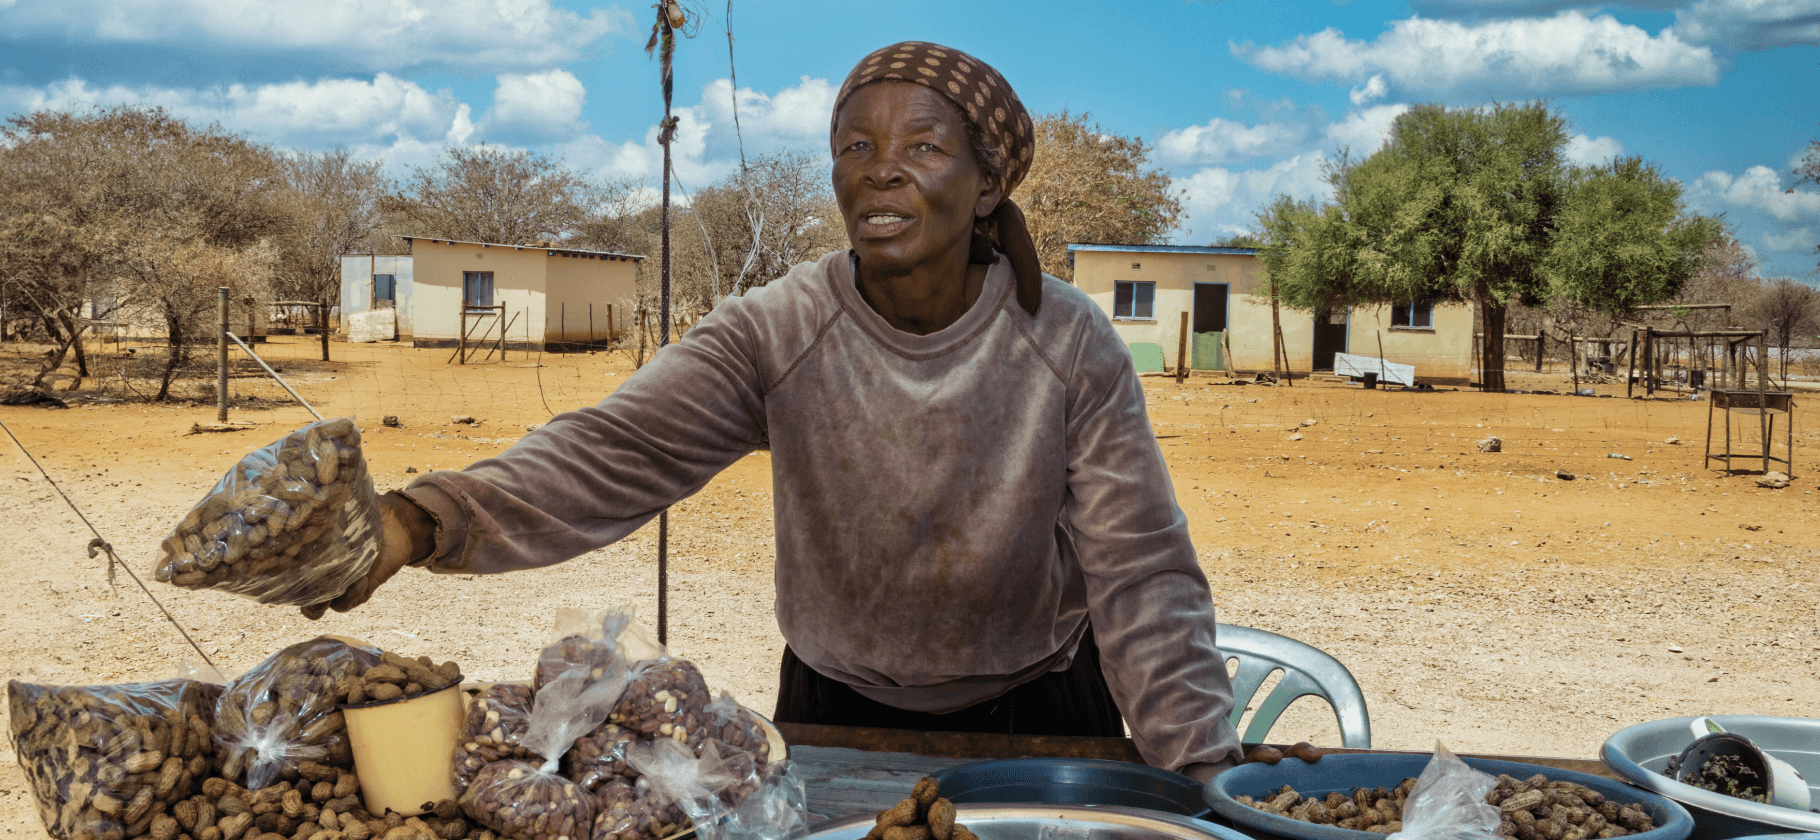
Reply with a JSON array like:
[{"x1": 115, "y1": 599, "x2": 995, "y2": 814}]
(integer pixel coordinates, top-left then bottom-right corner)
[{"x1": 832, "y1": 41, "x2": 1044, "y2": 316}]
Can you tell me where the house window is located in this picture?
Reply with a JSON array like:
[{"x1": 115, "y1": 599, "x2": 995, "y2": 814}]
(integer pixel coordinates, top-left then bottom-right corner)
[
  {"x1": 1391, "y1": 300, "x2": 1433, "y2": 329},
  {"x1": 372, "y1": 274, "x2": 396, "y2": 305},
  {"x1": 1114, "y1": 281, "x2": 1155, "y2": 320},
  {"x1": 463, "y1": 271, "x2": 494, "y2": 307}
]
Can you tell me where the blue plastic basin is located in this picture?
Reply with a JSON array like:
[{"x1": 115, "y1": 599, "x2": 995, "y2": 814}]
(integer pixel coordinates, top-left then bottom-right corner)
[
  {"x1": 1204, "y1": 754, "x2": 1694, "y2": 840},
  {"x1": 934, "y1": 758, "x2": 1213, "y2": 819}
]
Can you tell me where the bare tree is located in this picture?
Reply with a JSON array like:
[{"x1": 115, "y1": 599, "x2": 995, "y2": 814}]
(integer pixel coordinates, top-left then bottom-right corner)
[
  {"x1": 1020, "y1": 111, "x2": 1184, "y2": 281},
  {"x1": 385, "y1": 146, "x2": 629, "y2": 246},
  {"x1": 0, "y1": 105, "x2": 289, "y2": 399},
  {"x1": 273, "y1": 149, "x2": 389, "y2": 326},
  {"x1": 1748, "y1": 278, "x2": 1820, "y2": 380}
]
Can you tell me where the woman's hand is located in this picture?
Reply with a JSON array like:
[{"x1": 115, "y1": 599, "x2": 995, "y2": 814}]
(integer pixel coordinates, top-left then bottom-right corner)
[
  {"x1": 1185, "y1": 742, "x2": 1326, "y2": 784},
  {"x1": 300, "y1": 491, "x2": 433, "y2": 620}
]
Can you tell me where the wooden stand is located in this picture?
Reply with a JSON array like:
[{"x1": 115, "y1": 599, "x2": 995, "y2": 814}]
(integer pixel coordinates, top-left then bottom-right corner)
[
  {"x1": 1706, "y1": 389, "x2": 1796, "y2": 476},
  {"x1": 455, "y1": 303, "x2": 507, "y2": 364}
]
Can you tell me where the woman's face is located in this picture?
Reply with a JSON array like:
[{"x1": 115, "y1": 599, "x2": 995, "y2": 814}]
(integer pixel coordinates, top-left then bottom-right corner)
[{"x1": 832, "y1": 82, "x2": 1002, "y2": 279}]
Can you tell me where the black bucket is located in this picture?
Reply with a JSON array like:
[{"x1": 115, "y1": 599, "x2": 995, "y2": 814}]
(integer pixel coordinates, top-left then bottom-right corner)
[{"x1": 1362, "y1": 372, "x2": 1379, "y2": 389}]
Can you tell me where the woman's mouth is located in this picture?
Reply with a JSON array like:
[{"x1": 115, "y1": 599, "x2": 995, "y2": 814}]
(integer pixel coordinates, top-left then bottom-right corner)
[{"x1": 860, "y1": 213, "x2": 913, "y2": 235}]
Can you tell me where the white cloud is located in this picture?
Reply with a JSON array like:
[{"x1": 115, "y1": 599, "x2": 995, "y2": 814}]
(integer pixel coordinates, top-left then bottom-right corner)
[
  {"x1": 1234, "y1": 11, "x2": 1721, "y2": 98},
  {"x1": 698, "y1": 76, "x2": 838, "y2": 149},
  {"x1": 480, "y1": 70, "x2": 588, "y2": 141},
  {"x1": 1691, "y1": 165, "x2": 1820, "y2": 223},
  {"x1": 1349, "y1": 74, "x2": 1388, "y2": 107},
  {"x1": 0, "y1": 74, "x2": 466, "y2": 146},
  {"x1": 0, "y1": 0, "x2": 625, "y2": 72},
  {"x1": 1323, "y1": 103, "x2": 1411, "y2": 156},
  {"x1": 1564, "y1": 133, "x2": 1626, "y2": 166},
  {"x1": 1410, "y1": 0, "x2": 1686, "y2": 15},
  {"x1": 1673, "y1": 0, "x2": 1820, "y2": 51},
  {"x1": 1175, "y1": 153, "x2": 1333, "y2": 240},
  {"x1": 1761, "y1": 227, "x2": 1816, "y2": 253},
  {"x1": 1157, "y1": 117, "x2": 1309, "y2": 166}
]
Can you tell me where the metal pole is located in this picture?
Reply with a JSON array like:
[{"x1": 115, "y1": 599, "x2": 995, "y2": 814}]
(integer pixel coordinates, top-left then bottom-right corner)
[
  {"x1": 227, "y1": 332, "x2": 322, "y2": 420},
  {"x1": 217, "y1": 287, "x2": 229, "y2": 422}
]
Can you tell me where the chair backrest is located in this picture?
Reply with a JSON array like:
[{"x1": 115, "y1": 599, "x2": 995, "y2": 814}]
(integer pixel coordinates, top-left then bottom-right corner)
[{"x1": 1216, "y1": 623, "x2": 1371, "y2": 749}]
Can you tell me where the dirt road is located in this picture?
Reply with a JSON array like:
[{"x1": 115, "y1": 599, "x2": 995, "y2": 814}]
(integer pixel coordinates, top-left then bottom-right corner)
[{"x1": 3, "y1": 337, "x2": 1816, "y2": 837}]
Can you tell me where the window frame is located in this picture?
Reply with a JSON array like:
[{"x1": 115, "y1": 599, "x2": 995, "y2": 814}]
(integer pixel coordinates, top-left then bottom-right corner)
[
  {"x1": 463, "y1": 271, "x2": 495, "y2": 307},
  {"x1": 1114, "y1": 280, "x2": 1156, "y2": 321},
  {"x1": 1390, "y1": 299, "x2": 1434, "y2": 330}
]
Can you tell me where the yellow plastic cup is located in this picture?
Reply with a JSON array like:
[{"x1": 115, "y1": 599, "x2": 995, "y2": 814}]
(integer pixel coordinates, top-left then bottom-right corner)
[{"x1": 342, "y1": 684, "x2": 464, "y2": 816}]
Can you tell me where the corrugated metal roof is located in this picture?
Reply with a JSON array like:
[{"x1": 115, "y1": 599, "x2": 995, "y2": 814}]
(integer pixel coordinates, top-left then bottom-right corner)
[
  {"x1": 397, "y1": 235, "x2": 645, "y2": 262},
  {"x1": 1065, "y1": 243, "x2": 1258, "y2": 256}
]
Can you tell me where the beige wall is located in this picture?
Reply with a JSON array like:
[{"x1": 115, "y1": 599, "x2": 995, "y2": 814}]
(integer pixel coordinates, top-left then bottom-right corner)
[
  {"x1": 411, "y1": 240, "x2": 548, "y2": 346},
  {"x1": 544, "y1": 254, "x2": 638, "y2": 344},
  {"x1": 1347, "y1": 301, "x2": 1476, "y2": 383},
  {"x1": 1073, "y1": 248, "x2": 1474, "y2": 383}
]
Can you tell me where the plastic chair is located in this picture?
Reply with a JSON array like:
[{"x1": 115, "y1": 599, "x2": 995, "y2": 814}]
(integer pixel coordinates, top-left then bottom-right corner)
[{"x1": 1216, "y1": 623, "x2": 1371, "y2": 749}]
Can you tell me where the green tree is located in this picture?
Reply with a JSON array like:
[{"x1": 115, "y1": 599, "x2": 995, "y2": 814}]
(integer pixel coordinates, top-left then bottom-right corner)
[
  {"x1": 1545, "y1": 156, "x2": 1720, "y2": 313},
  {"x1": 1258, "y1": 102, "x2": 1716, "y2": 390},
  {"x1": 384, "y1": 146, "x2": 627, "y2": 246}
]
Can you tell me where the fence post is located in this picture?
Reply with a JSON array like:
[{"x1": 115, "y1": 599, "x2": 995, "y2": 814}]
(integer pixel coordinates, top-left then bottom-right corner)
[
  {"x1": 318, "y1": 300, "x2": 329, "y2": 362},
  {"x1": 217, "y1": 287, "x2": 230, "y2": 422},
  {"x1": 1535, "y1": 327, "x2": 1545, "y2": 373},
  {"x1": 1176, "y1": 311, "x2": 1190, "y2": 384}
]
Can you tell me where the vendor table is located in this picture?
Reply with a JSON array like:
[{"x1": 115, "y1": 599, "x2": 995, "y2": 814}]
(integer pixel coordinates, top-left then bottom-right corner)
[{"x1": 776, "y1": 723, "x2": 1621, "y2": 825}]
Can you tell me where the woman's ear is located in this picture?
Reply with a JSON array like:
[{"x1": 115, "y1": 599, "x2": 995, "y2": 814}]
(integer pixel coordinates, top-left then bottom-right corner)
[{"x1": 973, "y1": 177, "x2": 1005, "y2": 220}]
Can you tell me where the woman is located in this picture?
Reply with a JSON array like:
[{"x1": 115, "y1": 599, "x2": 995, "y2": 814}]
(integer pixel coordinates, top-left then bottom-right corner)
[{"x1": 311, "y1": 42, "x2": 1260, "y2": 781}]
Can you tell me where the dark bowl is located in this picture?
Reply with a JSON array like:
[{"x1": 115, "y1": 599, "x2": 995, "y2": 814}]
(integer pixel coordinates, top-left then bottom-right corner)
[
  {"x1": 1204, "y1": 754, "x2": 1694, "y2": 840},
  {"x1": 934, "y1": 757, "x2": 1212, "y2": 819}
]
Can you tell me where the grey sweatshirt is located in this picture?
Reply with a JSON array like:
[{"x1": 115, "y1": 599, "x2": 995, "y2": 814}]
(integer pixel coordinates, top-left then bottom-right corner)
[{"x1": 400, "y1": 250, "x2": 1243, "y2": 772}]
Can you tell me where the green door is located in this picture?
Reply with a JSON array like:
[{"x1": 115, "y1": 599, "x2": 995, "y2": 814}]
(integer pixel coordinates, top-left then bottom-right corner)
[
  {"x1": 1193, "y1": 331, "x2": 1224, "y2": 370},
  {"x1": 1129, "y1": 342, "x2": 1166, "y2": 373}
]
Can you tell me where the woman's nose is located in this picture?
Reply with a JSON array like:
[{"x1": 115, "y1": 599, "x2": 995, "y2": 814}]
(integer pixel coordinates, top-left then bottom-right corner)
[{"x1": 863, "y1": 149, "x2": 908, "y2": 188}]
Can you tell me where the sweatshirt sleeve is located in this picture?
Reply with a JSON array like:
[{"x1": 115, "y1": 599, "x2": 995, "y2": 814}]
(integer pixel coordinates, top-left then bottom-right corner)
[
  {"x1": 398, "y1": 300, "x2": 769, "y2": 574},
  {"x1": 1061, "y1": 314, "x2": 1244, "y2": 773}
]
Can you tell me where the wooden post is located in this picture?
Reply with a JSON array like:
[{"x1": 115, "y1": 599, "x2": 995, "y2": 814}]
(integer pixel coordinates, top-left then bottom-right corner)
[
  {"x1": 1626, "y1": 330, "x2": 1639, "y2": 398},
  {"x1": 1176, "y1": 311, "x2": 1190, "y2": 385},
  {"x1": 1535, "y1": 327, "x2": 1545, "y2": 373},
  {"x1": 457, "y1": 302, "x2": 467, "y2": 365},
  {"x1": 1269, "y1": 281, "x2": 1283, "y2": 382},
  {"x1": 1643, "y1": 328, "x2": 1655, "y2": 397},
  {"x1": 1570, "y1": 335, "x2": 1579, "y2": 394},
  {"x1": 217, "y1": 287, "x2": 229, "y2": 422},
  {"x1": 608, "y1": 304, "x2": 615, "y2": 345},
  {"x1": 588, "y1": 302, "x2": 595, "y2": 349},
  {"x1": 1758, "y1": 331, "x2": 1770, "y2": 474},
  {"x1": 318, "y1": 300, "x2": 329, "y2": 361}
]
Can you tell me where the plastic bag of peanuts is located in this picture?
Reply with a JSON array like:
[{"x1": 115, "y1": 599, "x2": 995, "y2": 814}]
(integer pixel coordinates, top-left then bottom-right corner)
[
  {"x1": 213, "y1": 637, "x2": 383, "y2": 791},
  {"x1": 627, "y1": 739, "x2": 805, "y2": 840},
  {"x1": 1388, "y1": 742, "x2": 1502, "y2": 840},
  {"x1": 460, "y1": 610, "x2": 639, "y2": 840},
  {"x1": 152, "y1": 416, "x2": 380, "y2": 609},
  {"x1": 8, "y1": 679, "x2": 222, "y2": 840}
]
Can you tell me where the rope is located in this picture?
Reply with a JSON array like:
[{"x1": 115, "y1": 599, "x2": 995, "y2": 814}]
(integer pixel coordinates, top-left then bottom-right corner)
[{"x1": 0, "y1": 419, "x2": 215, "y2": 668}]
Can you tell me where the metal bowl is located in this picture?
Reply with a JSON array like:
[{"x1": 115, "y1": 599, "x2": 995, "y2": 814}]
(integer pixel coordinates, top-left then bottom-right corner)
[
  {"x1": 1204, "y1": 754, "x2": 1693, "y2": 840},
  {"x1": 1603, "y1": 715, "x2": 1820, "y2": 839},
  {"x1": 935, "y1": 758, "x2": 1212, "y2": 819},
  {"x1": 803, "y1": 803, "x2": 1254, "y2": 840}
]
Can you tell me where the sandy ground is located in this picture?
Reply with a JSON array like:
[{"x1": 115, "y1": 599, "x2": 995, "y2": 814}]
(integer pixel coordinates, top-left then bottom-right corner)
[{"x1": 2, "y1": 336, "x2": 1817, "y2": 837}]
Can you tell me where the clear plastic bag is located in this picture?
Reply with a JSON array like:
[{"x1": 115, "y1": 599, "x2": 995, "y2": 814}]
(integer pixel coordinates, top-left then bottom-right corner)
[
  {"x1": 592, "y1": 775, "x2": 691, "y2": 840},
  {"x1": 454, "y1": 683, "x2": 538, "y2": 794},
  {"x1": 151, "y1": 416, "x2": 379, "y2": 608},
  {"x1": 699, "y1": 692, "x2": 772, "y2": 765},
  {"x1": 213, "y1": 637, "x2": 381, "y2": 790},
  {"x1": 628, "y1": 739, "x2": 805, "y2": 840},
  {"x1": 462, "y1": 608, "x2": 639, "y2": 840},
  {"x1": 8, "y1": 679, "x2": 222, "y2": 840},
  {"x1": 1388, "y1": 742, "x2": 1502, "y2": 840}
]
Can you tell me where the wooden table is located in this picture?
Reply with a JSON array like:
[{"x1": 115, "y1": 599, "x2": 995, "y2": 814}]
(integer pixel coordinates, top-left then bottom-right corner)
[{"x1": 777, "y1": 723, "x2": 1620, "y2": 826}]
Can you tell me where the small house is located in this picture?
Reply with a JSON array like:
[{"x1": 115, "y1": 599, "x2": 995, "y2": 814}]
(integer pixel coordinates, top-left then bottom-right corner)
[
  {"x1": 1068, "y1": 243, "x2": 1474, "y2": 384},
  {"x1": 340, "y1": 237, "x2": 644, "y2": 350}
]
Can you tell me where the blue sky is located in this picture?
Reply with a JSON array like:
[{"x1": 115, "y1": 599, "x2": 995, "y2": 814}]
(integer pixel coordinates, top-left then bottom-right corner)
[{"x1": 3, "y1": 0, "x2": 1818, "y2": 280}]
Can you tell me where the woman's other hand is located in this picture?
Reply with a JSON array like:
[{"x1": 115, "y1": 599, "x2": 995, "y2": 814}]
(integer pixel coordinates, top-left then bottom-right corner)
[
  {"x1": 300, "y1": 491, "x2": 433, "y2": 620},
  {"x1": 1185, "y1": 742, "x2": 1326, "y2": 784}
]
